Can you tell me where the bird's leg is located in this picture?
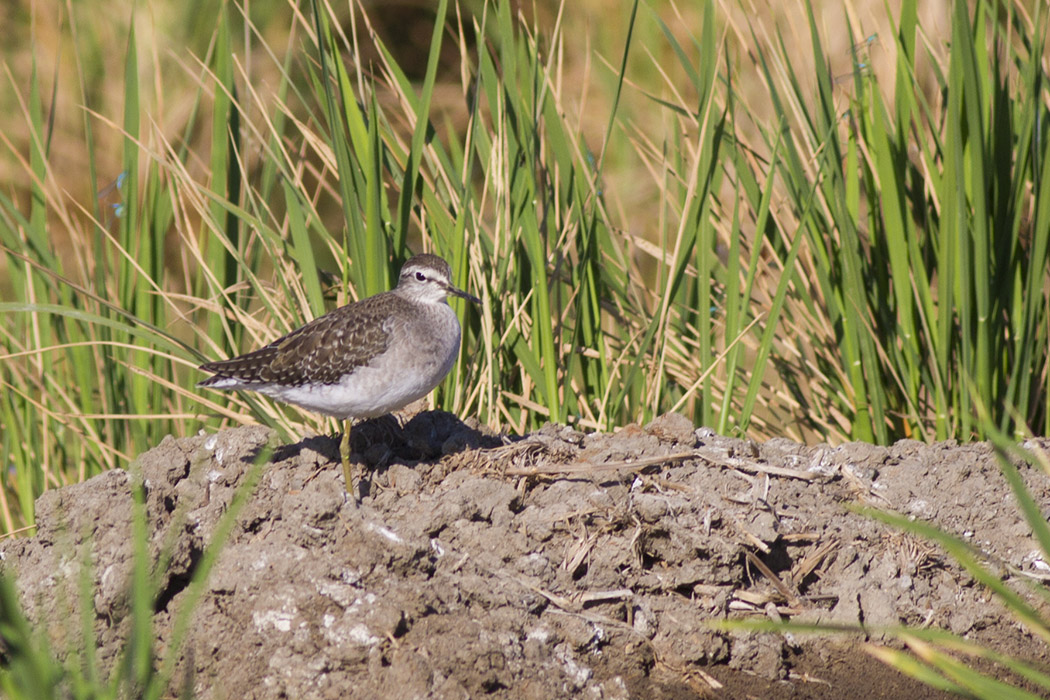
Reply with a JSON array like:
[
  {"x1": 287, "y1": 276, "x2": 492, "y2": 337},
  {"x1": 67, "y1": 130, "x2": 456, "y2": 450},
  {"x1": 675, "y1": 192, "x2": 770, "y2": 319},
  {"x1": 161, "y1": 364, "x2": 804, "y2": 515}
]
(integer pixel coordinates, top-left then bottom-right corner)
[{"x1": 341, "y1": 419, "x2": 355, "y2": 496}]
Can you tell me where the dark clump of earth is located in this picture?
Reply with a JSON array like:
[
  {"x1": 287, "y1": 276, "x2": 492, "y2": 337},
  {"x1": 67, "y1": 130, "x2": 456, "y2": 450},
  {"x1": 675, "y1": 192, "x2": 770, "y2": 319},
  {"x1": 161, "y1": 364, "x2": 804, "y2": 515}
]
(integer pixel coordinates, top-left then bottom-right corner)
[{"x1": 3, "y1": 411, "x2": 1050, "y2": 699}]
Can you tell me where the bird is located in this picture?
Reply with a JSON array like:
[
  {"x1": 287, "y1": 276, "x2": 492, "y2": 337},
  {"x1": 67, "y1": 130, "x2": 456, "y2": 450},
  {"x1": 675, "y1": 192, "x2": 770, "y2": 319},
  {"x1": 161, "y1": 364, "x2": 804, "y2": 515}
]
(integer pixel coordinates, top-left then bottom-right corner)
[{"x1": 198, "y1": 253, "x2": 480, "y2": 492}]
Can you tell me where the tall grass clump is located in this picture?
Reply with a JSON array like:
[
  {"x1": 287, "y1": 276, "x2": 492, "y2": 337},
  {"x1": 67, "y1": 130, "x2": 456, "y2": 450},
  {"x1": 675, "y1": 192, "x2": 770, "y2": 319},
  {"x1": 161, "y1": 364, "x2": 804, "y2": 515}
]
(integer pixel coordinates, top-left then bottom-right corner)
[{"x1": 734, "y1": 0, "x2": 1050, "y2": 443}]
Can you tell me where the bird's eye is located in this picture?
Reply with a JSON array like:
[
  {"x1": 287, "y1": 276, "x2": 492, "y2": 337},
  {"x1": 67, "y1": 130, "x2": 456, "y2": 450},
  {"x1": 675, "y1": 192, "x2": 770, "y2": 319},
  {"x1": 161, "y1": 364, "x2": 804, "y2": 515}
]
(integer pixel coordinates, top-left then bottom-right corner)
[{"x1": 415, "y1": 271, "x2": 426, "y2": 281}]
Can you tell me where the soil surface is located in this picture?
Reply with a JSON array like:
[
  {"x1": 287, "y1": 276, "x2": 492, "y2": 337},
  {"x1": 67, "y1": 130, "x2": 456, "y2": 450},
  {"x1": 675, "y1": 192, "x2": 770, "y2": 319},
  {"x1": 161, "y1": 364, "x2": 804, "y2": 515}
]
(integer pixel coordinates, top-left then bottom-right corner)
[{"x1": 3, "y1": 412, "x2": 1050, "y2": 699}]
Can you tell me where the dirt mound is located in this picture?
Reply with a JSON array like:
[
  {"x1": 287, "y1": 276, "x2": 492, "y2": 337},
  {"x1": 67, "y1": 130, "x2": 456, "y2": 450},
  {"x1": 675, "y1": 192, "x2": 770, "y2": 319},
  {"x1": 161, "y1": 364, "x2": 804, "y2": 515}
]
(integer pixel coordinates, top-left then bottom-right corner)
[{"x1": 3, "y1": 413, "x2": 1049, "y2": 698}]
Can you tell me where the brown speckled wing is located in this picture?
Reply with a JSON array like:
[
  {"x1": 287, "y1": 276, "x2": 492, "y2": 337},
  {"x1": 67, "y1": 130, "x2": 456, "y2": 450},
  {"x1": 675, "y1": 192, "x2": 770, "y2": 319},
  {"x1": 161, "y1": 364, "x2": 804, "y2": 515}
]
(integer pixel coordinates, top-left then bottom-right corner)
[{"x1": 199, "y1": 292, "x2": 404, "y2": 387}]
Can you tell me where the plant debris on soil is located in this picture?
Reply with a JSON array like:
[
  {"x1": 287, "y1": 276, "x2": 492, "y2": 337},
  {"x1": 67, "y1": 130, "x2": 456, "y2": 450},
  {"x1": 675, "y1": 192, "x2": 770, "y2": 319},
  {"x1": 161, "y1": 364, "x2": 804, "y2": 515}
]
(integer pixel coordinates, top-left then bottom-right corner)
[{"x1": 3, "y1": 411, "x2": 1050, "y2": 699}]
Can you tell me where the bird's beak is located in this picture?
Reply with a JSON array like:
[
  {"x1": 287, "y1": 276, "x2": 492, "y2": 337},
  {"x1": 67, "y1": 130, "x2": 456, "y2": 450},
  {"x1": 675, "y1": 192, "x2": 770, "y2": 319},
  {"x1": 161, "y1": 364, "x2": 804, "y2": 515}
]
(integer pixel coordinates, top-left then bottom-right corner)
[{"x1": 446, "y1": 283, "x2": 481, "y2": 305}]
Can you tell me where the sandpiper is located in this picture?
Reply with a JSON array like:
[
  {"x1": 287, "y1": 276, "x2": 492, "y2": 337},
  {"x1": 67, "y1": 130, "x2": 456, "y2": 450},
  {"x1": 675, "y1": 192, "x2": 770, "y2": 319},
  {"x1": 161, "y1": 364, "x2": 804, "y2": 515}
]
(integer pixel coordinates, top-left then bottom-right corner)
[{"x1": 198, "y1": 253, "x2": 480, "y2": 491}]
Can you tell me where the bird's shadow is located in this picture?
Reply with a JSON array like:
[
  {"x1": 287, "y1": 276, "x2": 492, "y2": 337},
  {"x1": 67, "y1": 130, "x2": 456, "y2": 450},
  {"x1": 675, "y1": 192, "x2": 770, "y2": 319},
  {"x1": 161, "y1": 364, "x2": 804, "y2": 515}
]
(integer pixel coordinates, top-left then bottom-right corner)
[{"x1": 272, "y1": 410, "x2": 499, "y2": 472}]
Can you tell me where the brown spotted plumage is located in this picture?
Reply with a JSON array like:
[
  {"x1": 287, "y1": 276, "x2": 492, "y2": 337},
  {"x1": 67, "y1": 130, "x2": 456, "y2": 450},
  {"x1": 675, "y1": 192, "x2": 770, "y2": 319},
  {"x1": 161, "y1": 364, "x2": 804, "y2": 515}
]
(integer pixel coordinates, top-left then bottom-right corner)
[{"x1": 199, "y1": 295, "x2": 399, "y2": 387}]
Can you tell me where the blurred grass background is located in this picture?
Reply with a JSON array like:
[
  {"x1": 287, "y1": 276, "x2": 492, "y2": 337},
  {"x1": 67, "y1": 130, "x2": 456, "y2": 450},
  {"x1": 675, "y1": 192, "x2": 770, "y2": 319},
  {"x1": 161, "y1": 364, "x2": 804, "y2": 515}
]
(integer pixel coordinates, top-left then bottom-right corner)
[{"x1": 0, "y1": 0, "x2": 1047, "y2": 534}]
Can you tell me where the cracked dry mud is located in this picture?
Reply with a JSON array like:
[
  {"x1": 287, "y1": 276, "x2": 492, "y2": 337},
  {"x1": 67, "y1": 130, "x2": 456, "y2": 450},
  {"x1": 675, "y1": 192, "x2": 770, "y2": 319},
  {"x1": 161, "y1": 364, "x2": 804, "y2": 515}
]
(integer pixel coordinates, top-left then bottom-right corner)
[{"x1": 3, "y1": 412, "x2": 1050, "y2": 699}]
